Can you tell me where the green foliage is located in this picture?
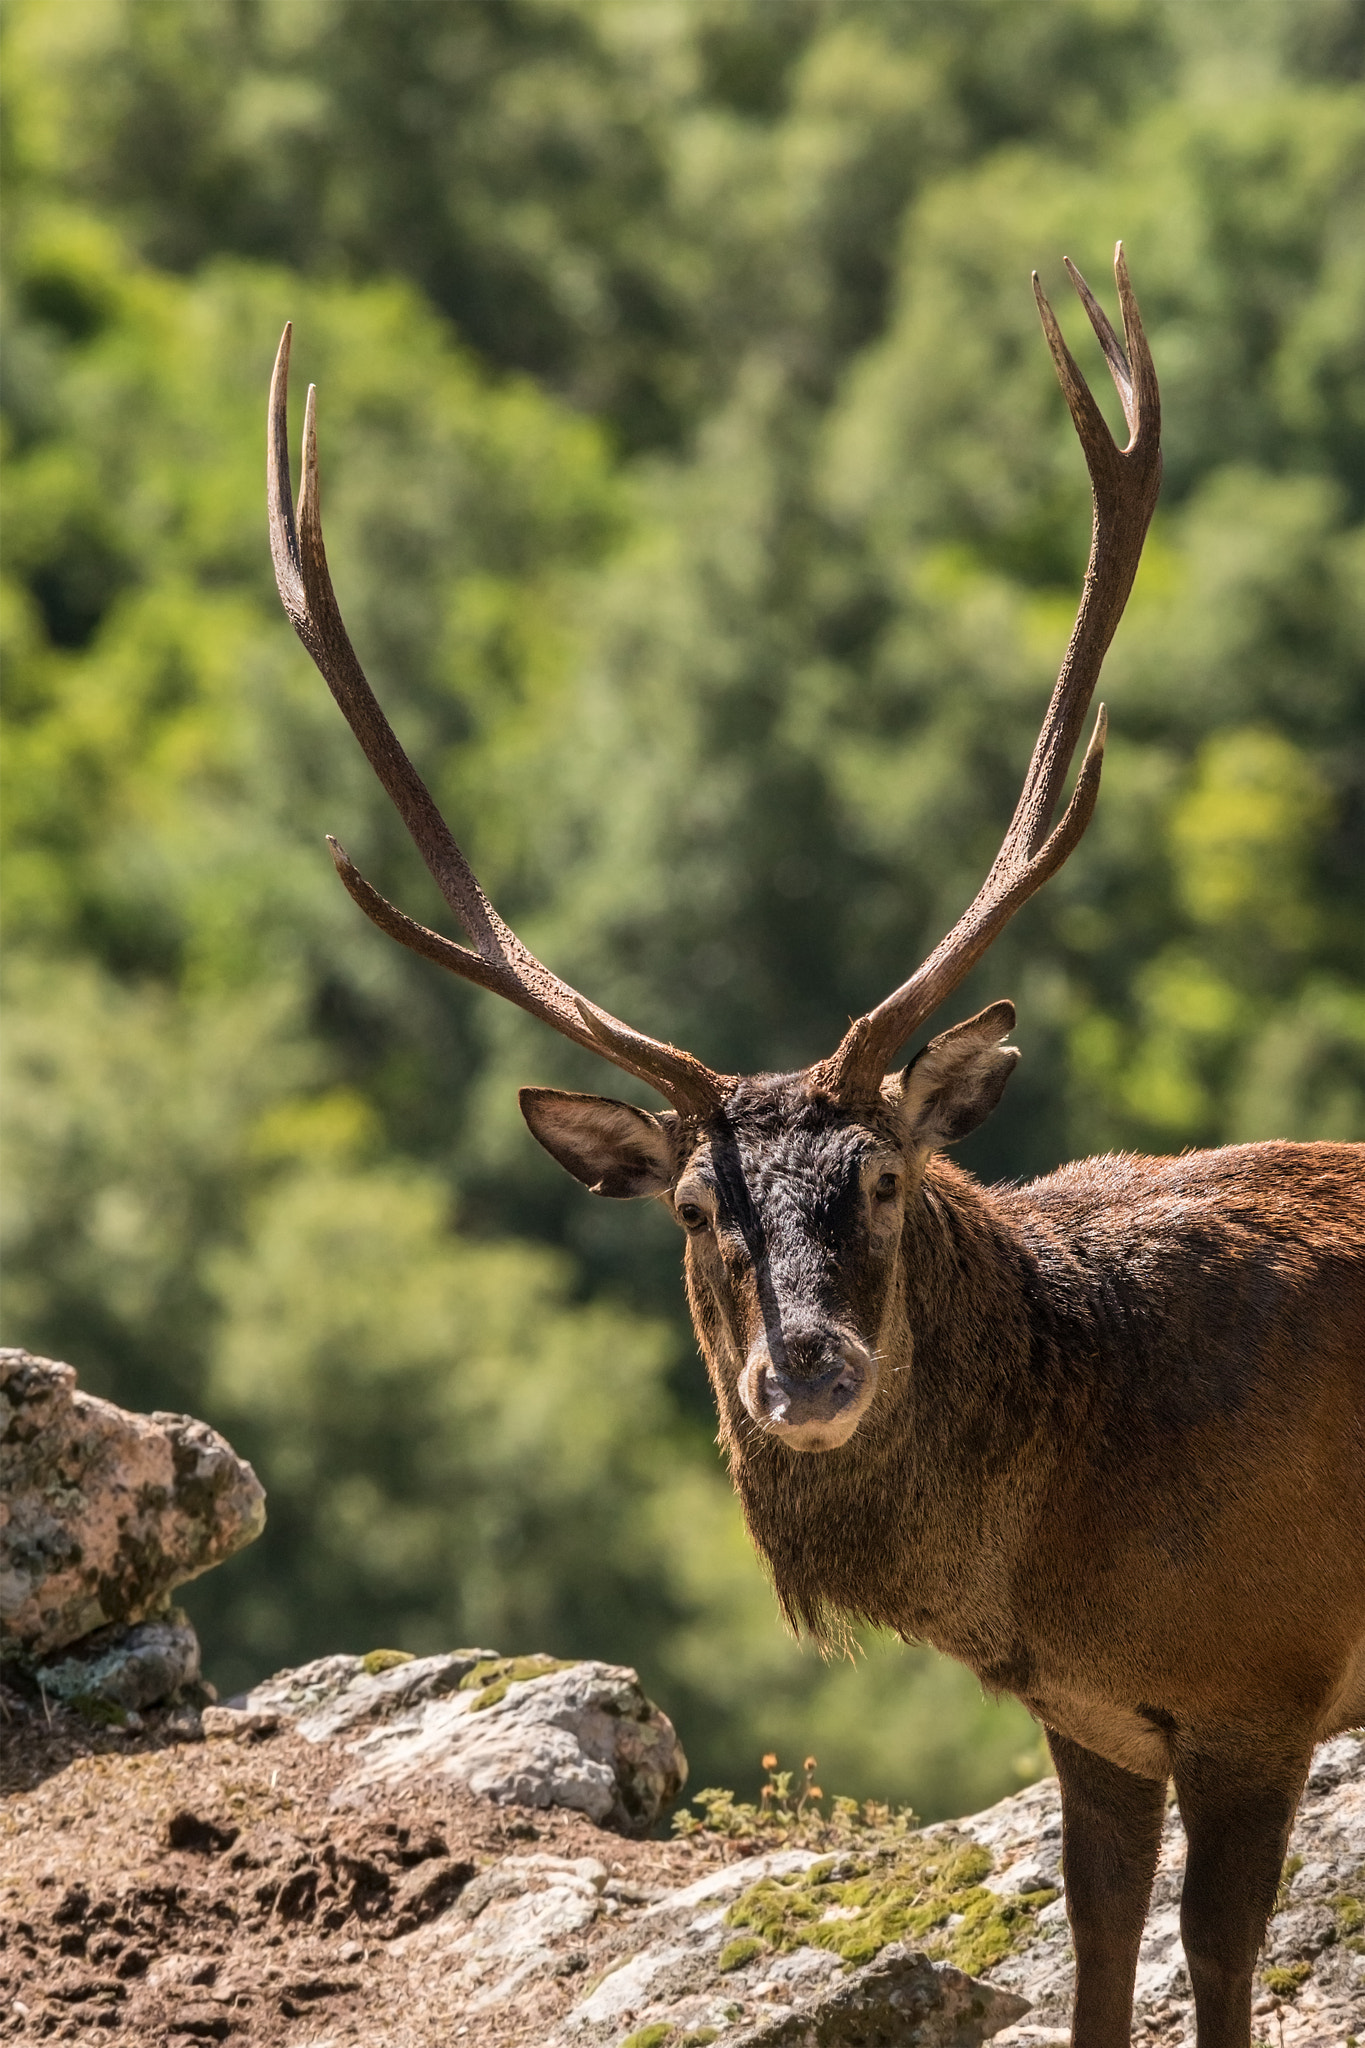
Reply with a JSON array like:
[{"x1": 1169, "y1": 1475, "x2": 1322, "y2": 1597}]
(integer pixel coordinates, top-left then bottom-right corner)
[
  {"x1": 2, "y1": 0, "x2": 1361, "y2": 1818},
  {"x1": 0, "y1": 0, "x2": 1180, "y2": 451}
]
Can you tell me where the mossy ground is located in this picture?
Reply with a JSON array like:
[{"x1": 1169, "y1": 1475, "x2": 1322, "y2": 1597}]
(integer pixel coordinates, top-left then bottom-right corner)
[{"x1": 724, "y1": 1831, "x2": 1056, "y2": 1977}]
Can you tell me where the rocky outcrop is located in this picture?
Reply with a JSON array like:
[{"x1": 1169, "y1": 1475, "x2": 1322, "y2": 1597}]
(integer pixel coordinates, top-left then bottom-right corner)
[
  {"x1": 216, "y1": 1648, "x2": 689, "y2": 1837},
  {"x1": 0, "y1": 1348, "x2": 264, "y2": 1705},
  {"x1": 8, "y1": 1661, "x2": 1360, "y2": 2048},
  {"x1": 376, "y1": 1725, "x2": 1364, "y2": 2045},
  {"x1": 545, "y1": 1846, "x2": 1031, "y2": 2046}
]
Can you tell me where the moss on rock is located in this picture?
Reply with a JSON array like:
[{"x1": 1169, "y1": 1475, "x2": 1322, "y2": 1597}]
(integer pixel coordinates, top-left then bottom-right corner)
[
  {"x1": 361, "y1": 1649, "x2": 414, "y2": 1676},
  {"x1": 717, "y1": 1935, "x2": 768, "y2": 1973},
  {"x1": 724, "y1": 1831, "x2": 1057, "y2": 1976},
  {"x1": 1262, "y1": 1962, "x2": 1312, "y2": 1996},
  {"x1": 458, "y1": 1653, "x2": 577, "y2": 1711}
]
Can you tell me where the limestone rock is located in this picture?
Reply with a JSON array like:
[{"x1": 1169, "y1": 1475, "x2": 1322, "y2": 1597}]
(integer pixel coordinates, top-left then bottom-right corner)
[
  {"x1": 228, "y1": 1648, "x2": 688, "y2": 1836},
  {"x1": 554, "y1": 1847, "x2": 1028, "y2": 2047},
  {"x1": 728, "y1": 1944, "x2": 1029, "y2": 2046},
  {"x1": 34, "y1": 1607, "x2": 201, "y2": 1713},
  {"x1": 0, "y1": 1348, "x2": 266, "y2": 1660},
  {"x1": 372, "y1": 1837, "x2": 1025, "y2": 2046}
]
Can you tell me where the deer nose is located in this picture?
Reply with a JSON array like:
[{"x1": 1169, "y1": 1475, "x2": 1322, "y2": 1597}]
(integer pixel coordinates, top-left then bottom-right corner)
[{"x1": 742, "y1": 1332, "x2": 874, "y2": 1437}]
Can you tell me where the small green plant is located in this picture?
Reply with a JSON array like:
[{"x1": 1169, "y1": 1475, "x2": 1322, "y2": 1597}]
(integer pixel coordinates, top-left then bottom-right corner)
[
  {"x1": 672, "y1": 1752, "x2": 917, "y2": 1849},
  {"x1": 70, "y1": 1694, "x2": 131, "y2": 1727},
  {"x1": 1335, "y1": 1892, "x2": 1363, "y2": 1935},
  {"x1": 361, "y1": 1648, "x2": 414, "y2": 1676},
  {"x1": 718, "y1": 1936, "x2": 768, "y2": 1973},
  {"x1": 619, "y1": 2027, "x2": 673, "y2": 2048},
  {"x1": 1274, "y1": 1851, "x2": 1303, "y2": 1911},
  {"x1": 1262, "y1": 1962, "x2": 1312, "y2": 1996}
]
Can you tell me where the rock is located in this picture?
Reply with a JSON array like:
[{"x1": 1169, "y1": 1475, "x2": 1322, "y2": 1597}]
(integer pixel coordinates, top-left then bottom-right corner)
[
  {"x1": 727, "y1": 1944, "x2": 1029, "y2": 2046},
  {"x1": 35, "y1": 1608, "x2": 201, "y2": 1714},
  {"x1": 392, "y1": 1851, "x2": 612, "y2": 2016},
  {"x1": 0, "y1": 1349, "x2": 266, "y2": 1661},
  {"x1": 201, "y1": 1704, "x2": 282, "y2": 1742},
  {"x1": 224, "y1": 1648, "x2": 688, "y2": 1835},
  {"x1": 374, "y1": 1838, "x2": 1022, "y2": 2045},
  {"x1": 552, "y1": 1843, "x2": 1028, "y2": 2047}
]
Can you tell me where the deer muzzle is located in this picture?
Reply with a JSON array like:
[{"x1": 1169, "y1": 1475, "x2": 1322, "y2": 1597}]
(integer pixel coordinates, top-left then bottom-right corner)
[{"x1": 739, "y1": 1331, "x2": 876, "y2": 1453}]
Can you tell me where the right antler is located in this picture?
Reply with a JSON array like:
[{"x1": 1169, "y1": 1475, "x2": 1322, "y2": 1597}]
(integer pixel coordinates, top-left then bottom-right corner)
[
  {"x1": 267, "y1": 324, "x2": 729, "y2": 1118},
  {"x1": 816, "y1": 244, "x2": 1162, "y2": 1099}
]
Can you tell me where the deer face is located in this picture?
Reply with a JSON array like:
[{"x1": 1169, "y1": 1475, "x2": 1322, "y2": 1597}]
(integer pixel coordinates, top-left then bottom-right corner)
[
  {"x1": 520, "y1": 1004, "x2": 1019, "y2": 1454},
  {"x1": 673, "y1": 1089, "x2": 903, "y2": 1451}
]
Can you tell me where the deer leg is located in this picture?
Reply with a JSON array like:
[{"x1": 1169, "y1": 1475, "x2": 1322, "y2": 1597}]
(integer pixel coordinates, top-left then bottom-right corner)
[
  {"x1": 1170, "y1": 1744, "x2": 1308, "y2": 2048},
  {"x1": 1046, "y1": 1727, "x2": 1166, "y2": 2048}
]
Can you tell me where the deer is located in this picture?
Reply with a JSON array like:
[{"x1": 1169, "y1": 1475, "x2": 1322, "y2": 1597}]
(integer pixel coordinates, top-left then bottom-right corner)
[{"x1": 267, "y1": 248, "x2": 1365, "y2": 2048}]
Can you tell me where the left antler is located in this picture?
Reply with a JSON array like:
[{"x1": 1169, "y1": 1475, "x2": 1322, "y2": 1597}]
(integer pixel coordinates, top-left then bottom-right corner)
[
  {"x1": 267, "y1": 323, "x2": 730, "y2": 1119},
  {"x1": 816, "y1": 243, "x2": 1162, "y2": 1100}
]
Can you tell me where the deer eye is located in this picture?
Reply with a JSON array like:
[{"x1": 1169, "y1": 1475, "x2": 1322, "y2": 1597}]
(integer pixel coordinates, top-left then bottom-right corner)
[
  {"x1": 676, "y1": 1201, "x2": 708, "y2": 1230},
  {"x1": 873, "y1": 1173, "x2": 900, "y2": 1202}
]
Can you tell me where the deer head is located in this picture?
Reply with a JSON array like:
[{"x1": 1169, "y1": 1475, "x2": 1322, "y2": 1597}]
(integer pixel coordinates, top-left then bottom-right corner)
[{"x1": 268, "y1": 247, "x2": 1161, "y2": 1456}]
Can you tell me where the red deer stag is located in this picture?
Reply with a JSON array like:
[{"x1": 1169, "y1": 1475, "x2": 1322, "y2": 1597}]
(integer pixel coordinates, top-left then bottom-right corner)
[{"x1": 268, "y1": 250, "x2": 1365, "y2": 2048}]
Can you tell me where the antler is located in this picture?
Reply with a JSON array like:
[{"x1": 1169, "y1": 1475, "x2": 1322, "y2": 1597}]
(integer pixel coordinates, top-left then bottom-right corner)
[
  {"x1": 267, "y1": 324, "x2": 729, "y2": 1118},
  {"x1": 816, "y1": 244, "x2": 1162, "y2": 1100}
]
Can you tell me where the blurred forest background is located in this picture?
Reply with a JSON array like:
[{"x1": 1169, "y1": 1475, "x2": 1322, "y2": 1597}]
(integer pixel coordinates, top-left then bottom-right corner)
[{"x1": 2, "y1": 0, "x2": 1363, "y2": 1822}]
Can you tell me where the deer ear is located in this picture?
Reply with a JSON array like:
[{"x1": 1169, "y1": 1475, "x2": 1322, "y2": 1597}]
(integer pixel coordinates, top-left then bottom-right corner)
[
  {"x1": 895, "y1": 1002, "x2": 1020, "y2": 1151},
  {"x1": 519, "y1": 1088, "x2": 678, "y2": 1198}
]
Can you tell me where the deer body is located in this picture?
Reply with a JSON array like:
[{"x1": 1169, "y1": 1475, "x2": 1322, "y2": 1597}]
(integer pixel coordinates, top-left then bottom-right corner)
[
  {"x1": 268, "y1": 251, "x2": 1365, "y2": 2043},
  {"x1": 699, "y1": 1129, "x2": 1365, "y2": 1779}
]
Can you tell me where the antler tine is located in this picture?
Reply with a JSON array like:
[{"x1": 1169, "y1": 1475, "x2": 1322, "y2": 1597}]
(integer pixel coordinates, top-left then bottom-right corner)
[
  {"x1": 268, "y1": 326, "x2": 728, "y2": 1118},
  {"x1": 820, "y1": 247, "x2": 1161, "y2": 1099}
]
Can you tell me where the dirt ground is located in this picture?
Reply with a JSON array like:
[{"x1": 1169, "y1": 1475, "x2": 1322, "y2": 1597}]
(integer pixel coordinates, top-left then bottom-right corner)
[{"x1": 0, "y1": 1679, "x2": 731, "y2": 2047}]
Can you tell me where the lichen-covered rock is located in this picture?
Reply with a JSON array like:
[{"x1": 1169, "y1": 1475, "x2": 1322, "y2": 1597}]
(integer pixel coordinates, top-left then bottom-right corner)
[
  {"x1": 0, "y1": 1348, "x2": 265, "y2": 1660},
  {"x1": 227, "y1": 1648, "x2": 688, "y2": 1836},
  {"x1": 556, "y1": 1847, "x2": 1031, "y2": 2047},
  {"x1": 34, "y1": 1607, "x2": 201, "y2": 1713}
]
